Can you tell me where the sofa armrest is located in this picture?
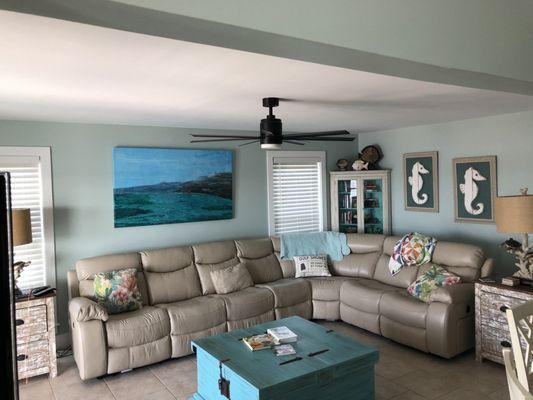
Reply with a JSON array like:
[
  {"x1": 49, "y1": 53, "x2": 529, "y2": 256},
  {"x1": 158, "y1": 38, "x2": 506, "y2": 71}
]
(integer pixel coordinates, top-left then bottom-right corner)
[
  {"x1": 429, "y1": 283, "x2": 474, "y2": 304},
  {"x1": 69, "y1": 297, "x2": 108, "y2": 322}
]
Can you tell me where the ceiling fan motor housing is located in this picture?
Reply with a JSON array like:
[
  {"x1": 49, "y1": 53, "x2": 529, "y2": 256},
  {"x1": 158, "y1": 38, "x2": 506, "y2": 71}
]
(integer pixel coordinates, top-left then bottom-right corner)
[{"x1": 260, "y1": 115, "x2": 282, "y2": 149}]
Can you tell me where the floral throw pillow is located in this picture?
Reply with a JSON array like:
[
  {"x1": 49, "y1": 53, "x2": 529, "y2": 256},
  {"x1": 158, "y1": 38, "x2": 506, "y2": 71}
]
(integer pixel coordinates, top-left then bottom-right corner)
[
  {"x1": 93, "y1": 268, "x2": 142, "y2": 314},
  {"x1": 407, "y1": 264, "x2": 461, "y2": 303}
]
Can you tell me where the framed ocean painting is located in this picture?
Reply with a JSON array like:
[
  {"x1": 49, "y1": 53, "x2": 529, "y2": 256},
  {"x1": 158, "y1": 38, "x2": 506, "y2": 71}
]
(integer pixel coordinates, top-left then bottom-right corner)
[
  {"x1": 113, "y1": 147, "x2": 233, "y2": 228},
  {"x1": 452, "y1": 155, "x2": 497, "y2": 224},
  {"x1": 403, "y1": 151, "x2": 439, "y2": 212}
]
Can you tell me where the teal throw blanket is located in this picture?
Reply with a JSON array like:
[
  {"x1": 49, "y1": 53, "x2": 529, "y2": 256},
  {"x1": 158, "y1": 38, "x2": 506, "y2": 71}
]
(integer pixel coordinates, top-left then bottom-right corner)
[{"x1": 280, "y1": 231, "x2": 351, "y2": 261}]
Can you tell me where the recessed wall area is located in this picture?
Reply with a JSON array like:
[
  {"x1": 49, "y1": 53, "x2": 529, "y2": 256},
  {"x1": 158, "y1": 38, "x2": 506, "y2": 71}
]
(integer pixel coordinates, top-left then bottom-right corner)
[
  {"x1": 358, "y1": 110, "x2": 533, "y2": 276},
  {"x1": 0, "y1": 120, "x2": 357, "y2": 333}
]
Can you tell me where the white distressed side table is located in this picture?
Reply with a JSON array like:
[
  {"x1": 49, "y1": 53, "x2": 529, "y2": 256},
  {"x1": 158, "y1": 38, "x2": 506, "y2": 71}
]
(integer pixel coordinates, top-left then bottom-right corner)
[
  {"x1": 15, "y1": 293, "x2": 57, "y2": 379},
  {"x1": 475, "y1": 281, "x2": 533, "y2": 364}
]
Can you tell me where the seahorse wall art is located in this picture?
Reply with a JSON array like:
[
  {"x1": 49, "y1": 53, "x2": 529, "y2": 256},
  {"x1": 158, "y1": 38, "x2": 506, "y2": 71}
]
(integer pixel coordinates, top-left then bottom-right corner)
[
  {"x1": 408, "y1": 161, "x2": 429, "y2": 205},
  {"x1": 459, "y1": 167, "x2": 486, "y2": 215}
]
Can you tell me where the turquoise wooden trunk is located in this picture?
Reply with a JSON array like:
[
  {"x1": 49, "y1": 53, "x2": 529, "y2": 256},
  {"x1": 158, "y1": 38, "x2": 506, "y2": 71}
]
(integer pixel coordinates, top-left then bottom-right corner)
[{"x1": 191, "y1": 316, "x2": 379, "y2": 400}]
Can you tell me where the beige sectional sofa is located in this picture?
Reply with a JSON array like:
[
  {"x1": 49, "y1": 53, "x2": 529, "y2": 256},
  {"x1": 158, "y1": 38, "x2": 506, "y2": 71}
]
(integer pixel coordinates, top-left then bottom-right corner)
[{"x1": 67, "y1": 234, "x2": 493, "y2": 380}]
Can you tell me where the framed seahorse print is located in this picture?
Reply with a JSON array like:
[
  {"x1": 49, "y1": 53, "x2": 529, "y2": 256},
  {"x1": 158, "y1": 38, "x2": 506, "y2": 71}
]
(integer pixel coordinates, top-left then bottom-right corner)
[
  {"x1": 403, "y1": 151, "x2": 439, "y2": 212},
  {"x1": 453, "y1": 156, "x2": 497, "y2": 223}
]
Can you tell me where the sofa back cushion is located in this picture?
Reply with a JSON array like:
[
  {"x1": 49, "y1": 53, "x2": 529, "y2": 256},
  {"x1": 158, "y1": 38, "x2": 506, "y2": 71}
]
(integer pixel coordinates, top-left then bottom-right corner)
[
  {"x1": 75, "y1": 252, "x2": 149, "y2": 304},
  {"x1": 140, "y1": 246, "x2": 202, "y2": 304},
  {"x1": 193, "y1": 240, "x2": 240, "y2": 295},
  {"x1": 421, "y1": 241, "x2": 485, "y2": 283},
  {"x1": 373, "y1": 235, "x2": 487, "y2": 287},
  {"x1": 236, "y1": 238, "x2": 283, "y2": 284},
  {"x1": 271, "y1": 236, "x2": 295, "y2": 278},
  {"x1": 372, "y1": 236, "x2": 419, "y2": 288},
  {"x1": 330, "y1": 234, "x2": 384, "y2": 278}
]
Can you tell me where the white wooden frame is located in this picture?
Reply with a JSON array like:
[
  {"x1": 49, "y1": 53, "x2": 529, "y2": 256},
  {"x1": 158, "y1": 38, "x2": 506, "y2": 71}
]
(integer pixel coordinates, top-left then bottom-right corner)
[
  {"x1": 0, "y1": 146, "x2": 56, "y2": 286},
  {"x1": 266, "y1": 151, "x2": 327, "y2": 236},
  {"x1": 330, "y1": 170, "x2": 391, "y2": 235}
]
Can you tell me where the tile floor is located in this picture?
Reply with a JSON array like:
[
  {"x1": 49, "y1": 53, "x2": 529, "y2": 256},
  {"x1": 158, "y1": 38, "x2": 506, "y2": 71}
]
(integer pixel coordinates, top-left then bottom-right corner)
[{"x1": 19, "y1": 321, "x2": 510, "y2": 400}]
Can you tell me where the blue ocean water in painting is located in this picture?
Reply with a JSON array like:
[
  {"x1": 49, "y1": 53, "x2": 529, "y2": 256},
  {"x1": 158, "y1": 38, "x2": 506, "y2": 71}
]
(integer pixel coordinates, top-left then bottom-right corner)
[{"x1": 113, "y1": 148, "x2": 233, "y2": 228}]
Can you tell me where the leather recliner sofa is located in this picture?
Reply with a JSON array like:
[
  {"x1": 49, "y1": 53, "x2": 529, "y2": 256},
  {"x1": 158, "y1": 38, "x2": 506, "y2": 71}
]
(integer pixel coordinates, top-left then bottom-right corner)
[{"x1": 67, "y1": 234, "x2": 493, "y2": 380}]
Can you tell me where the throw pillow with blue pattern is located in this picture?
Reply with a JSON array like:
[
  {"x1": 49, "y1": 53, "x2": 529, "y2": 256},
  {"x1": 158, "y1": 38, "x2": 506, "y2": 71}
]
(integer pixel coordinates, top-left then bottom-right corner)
[{"x1": 93, "y1": 268, "x2": 142, "y2": 314}]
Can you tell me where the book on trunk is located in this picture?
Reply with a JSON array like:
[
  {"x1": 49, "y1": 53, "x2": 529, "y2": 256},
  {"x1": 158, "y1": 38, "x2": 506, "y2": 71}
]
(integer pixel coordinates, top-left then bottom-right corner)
[{"x1": 242, "y1": 334, "x2": 277, "y2": 351}]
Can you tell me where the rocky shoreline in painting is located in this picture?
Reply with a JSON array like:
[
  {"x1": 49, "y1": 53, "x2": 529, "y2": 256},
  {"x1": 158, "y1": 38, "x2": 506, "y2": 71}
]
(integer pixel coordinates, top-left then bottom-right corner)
[{"x1": 178, "y1": 172, "x2": 232, "y2": 200}]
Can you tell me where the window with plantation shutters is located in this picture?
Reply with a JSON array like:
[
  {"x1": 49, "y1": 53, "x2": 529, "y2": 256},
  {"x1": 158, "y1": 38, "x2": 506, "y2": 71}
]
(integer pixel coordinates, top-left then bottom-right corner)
[
  {"x1": 267, "y1": 151, "x2": 326, "y2": 235},
  {"x1": 0, "y1": 148, "x2": 55, "y2": 289}
]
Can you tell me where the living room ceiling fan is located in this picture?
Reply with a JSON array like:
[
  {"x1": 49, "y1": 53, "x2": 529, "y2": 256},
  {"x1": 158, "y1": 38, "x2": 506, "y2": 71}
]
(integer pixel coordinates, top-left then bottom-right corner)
[{"x1": 190, "y1": 97, "x2": 356, "y2": 149}]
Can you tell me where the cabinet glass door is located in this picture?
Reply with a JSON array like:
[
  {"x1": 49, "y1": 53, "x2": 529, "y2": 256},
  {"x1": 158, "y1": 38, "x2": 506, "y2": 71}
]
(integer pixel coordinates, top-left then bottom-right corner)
[
  {"x1": 338, "y1": 179, "x2": 358, "y2": 233},
  {"x1": 363, "y1": 178, "x2": 384, "y2": 234}
]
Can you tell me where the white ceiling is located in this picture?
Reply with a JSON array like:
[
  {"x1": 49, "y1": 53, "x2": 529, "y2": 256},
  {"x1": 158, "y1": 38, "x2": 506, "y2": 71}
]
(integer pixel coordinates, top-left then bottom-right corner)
[{"x1": 1, "y1": 10, "x2": 533, "y2": 133}]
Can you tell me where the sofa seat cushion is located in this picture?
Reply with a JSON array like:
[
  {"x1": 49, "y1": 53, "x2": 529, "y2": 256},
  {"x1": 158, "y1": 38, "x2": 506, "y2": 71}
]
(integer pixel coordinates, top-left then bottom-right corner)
[
  {"x1": 216, "y1": 287, "x2": 274, "y2": 321},
  {"x1": 257, "y1": 278, "x2": 311, "y2": 308},
  {"x1": 340, "y1": 279, "x2": 400, "y2": 314},
  {"x1": 380, "y1": 291, "x2": 429, "y2": 329},
  {"x1": 306, "y1": 276, "x2": 356, "y2": 302},
  {"x1": 105, "y1": 306, "x2": 170, "y2": 348},
  {"x1": 156, "y1": 296, "x2": 226, "y2": 335}
]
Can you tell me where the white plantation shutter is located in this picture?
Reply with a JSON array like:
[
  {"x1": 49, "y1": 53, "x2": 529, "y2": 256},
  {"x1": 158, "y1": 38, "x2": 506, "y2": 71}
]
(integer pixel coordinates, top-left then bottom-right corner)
[
  {"x1": 267, "y1": 152, "x2": 326, "y2": 235},
  {"x1": 0, "y1": 149, "x2": 55, "y2": 289}
]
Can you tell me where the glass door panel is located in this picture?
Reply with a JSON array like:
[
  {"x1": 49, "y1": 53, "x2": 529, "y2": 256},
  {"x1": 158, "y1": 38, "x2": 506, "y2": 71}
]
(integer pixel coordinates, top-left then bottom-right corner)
[
  {"x1": 363, "y1": 178, "x2": 384, "y2": 234},
  {"x1": 338, "y1": 179, "x2": 358, "y2": 233}
]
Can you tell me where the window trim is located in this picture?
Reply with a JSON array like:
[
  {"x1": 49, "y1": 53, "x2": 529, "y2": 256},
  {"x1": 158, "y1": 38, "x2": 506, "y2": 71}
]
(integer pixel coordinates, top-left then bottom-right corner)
[
  {"x1": 266, "y1": 150, "x2": 327, "y2": 236},
  {"x1": 0, "y1": 146, "x2": 56, "y2": 287}
]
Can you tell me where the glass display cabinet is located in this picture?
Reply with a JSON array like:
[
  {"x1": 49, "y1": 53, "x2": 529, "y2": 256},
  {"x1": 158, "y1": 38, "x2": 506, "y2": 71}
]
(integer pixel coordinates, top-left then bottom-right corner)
[{"x1": 330, "y1": 170, "x2": 391, "y2": 235}]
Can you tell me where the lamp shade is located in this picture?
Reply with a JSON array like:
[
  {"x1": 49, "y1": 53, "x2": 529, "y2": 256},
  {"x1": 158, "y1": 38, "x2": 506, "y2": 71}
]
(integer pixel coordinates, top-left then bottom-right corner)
[
  {"x1": 11, "y1": 208, "x2": 32, "y2": 246},
  {"x1": 495, "y1": 194, "x2": 533, "y2": 233}
]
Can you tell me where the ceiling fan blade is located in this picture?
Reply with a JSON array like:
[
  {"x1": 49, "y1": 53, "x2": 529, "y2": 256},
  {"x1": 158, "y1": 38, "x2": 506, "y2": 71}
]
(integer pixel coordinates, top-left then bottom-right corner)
[
  {"x1": 190, "y1": 134, "x2": 259, "y2": 139},
  {"x1": 238, "y1": 140, "x2": 260, "y2": 147},
  {"x1": 190, "y1": 138, "x2": 260, "y2": 143},
  {"x1": 283, "y1": 130, "x2": 350, "y2": 138},
  {"x1": 294, "y1": 137, "x2": 356, "y2": 142},
  {"x1": 284, "y1": 140, "x2": 305, "y2": 145}
]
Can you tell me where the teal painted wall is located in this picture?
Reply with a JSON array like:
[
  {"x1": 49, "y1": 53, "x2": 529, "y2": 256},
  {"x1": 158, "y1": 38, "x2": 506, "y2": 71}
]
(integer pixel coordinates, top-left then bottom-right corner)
[
  {"x1": 0, "y1": 120, "x2": 357, "y2": 333},
  {"x1": 358, "y1": 110, "x2": 533, "y2": 276}
]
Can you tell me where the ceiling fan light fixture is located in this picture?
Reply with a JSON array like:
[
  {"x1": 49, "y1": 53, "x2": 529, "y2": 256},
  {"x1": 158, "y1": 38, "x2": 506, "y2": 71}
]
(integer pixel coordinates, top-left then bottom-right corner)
[{"x1": 261, "y1": 143, "x2": 282, "y2": 150}]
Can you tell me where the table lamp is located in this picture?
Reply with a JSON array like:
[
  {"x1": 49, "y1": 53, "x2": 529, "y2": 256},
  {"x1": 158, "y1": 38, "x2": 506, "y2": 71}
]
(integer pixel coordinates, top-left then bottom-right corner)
[
  {"x1": 11, "y1": 208, "x2": 32, "y2": 295},
  {"x1": 495, "y1": 188, "x2": 533, "y2": 280}
]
